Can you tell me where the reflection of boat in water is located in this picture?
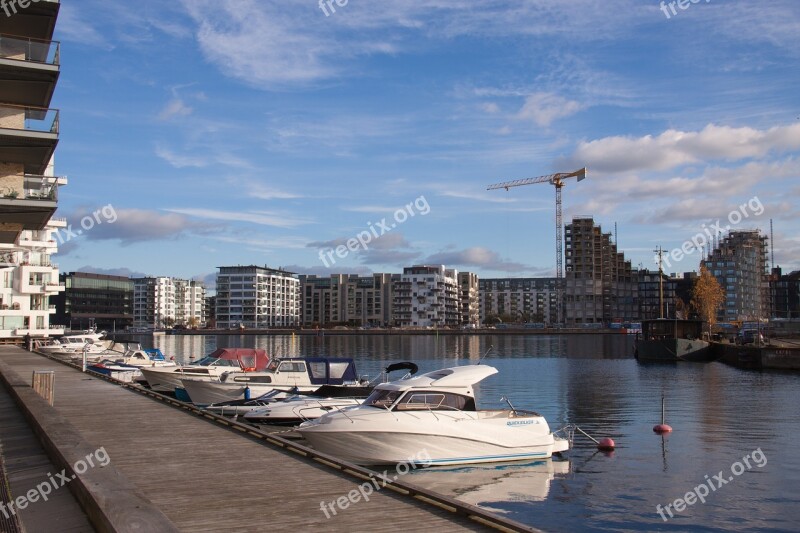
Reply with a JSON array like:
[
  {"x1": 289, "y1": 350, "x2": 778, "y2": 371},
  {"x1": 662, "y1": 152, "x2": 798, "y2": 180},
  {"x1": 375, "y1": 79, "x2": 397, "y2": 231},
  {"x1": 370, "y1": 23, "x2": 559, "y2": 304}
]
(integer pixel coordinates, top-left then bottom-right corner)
[
  {"x1": 408, "y1": 459, "x2": 571, "y2": 513},
  {"x1": 635, "y1": 319, "x2": 714, "y2": 362}
]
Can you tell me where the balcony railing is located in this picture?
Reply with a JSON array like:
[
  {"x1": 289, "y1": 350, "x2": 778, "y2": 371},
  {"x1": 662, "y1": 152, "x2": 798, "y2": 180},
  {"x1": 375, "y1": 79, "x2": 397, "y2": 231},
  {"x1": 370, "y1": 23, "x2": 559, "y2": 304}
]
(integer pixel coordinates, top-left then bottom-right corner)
[
  {"x1": 0, "y1": 33, "x2": 60, "y2": 66},
  {"x1": 0, "y1": 174, "x2": 59, "y2": 201},
  {"x1": 0, "y1": 104, "x2": 59, "y2": 134}
]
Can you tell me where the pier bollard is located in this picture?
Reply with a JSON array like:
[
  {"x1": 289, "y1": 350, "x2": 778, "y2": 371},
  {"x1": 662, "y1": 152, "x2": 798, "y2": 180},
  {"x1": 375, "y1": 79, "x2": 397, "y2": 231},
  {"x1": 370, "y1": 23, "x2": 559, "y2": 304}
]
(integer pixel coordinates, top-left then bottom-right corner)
[{"x1": 32, "y1": 370, "x2": 55, "y2": 406}]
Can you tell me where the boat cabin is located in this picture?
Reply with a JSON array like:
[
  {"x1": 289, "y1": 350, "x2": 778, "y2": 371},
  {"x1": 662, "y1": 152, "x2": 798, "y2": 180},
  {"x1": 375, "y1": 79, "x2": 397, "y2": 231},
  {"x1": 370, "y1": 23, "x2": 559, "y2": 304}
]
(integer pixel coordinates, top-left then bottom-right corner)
[
  {"x1": 642, "y1": 319, "x2": 705, "y2": 341},
  {"x1": 365, "y1": 388, "x2": 476, "y2": 411}
]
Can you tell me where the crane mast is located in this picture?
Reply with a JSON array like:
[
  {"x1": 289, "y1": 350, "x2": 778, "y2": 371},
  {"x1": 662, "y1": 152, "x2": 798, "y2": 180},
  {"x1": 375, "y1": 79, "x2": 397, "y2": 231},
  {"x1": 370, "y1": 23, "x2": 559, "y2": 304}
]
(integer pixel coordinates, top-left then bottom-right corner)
[{"x1": 487, "y1": 167, "x2": 587, "y2": 325}]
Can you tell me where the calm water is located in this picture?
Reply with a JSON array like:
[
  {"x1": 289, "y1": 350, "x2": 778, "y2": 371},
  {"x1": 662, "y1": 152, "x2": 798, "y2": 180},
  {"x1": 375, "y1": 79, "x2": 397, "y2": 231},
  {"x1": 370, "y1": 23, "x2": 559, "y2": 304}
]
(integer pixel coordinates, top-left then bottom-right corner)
[{"x1": 138, "y1": 333, "x2": 800, "y2": 532}]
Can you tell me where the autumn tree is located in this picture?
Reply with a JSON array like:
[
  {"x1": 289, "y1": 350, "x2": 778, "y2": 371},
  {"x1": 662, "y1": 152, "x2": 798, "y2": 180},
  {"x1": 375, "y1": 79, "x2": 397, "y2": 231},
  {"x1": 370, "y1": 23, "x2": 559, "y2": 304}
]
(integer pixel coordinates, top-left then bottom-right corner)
[{"x1": 690, "y1": 265, "x2": 725, "y2": 332}]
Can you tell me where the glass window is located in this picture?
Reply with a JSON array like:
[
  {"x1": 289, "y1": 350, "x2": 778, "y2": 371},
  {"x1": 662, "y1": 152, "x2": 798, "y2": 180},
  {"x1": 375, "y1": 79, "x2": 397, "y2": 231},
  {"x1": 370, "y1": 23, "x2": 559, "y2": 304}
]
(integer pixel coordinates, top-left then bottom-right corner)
[{"x1": 364, "y1": 389, "x2": 401, "y2": 408}]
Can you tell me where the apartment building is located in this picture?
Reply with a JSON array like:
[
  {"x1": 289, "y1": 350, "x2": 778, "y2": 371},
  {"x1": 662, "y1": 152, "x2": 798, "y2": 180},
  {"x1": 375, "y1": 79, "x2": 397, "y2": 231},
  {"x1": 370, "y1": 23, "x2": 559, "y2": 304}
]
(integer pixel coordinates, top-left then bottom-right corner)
[
  {"x1": 459, "y1": 271, "x2": 480, "y2": 327},
  {"x1": 702, "y1": 230, "x2": 770, "y2": 322},
  {"x1": 393, "y1": 265, "x2": 461, "y2": 327},
  {"x1": 564, "y1": 217, "x2": 638, "y2": 325},
  {"x1": 479, "y1": 277, "x2": 558, "y2": 324},
  {"x1": 215, "y1": 266, "x2": 300, "y2": 328},
  {"x1": 0, "y1": 1, "x2": 66, "y2": 340},
  {"x1": 299, "y1": 273, "x2": 397, "y2": 327},
  {"x1": 132, "y1": 277, "x2": 205, "y2": 328}
]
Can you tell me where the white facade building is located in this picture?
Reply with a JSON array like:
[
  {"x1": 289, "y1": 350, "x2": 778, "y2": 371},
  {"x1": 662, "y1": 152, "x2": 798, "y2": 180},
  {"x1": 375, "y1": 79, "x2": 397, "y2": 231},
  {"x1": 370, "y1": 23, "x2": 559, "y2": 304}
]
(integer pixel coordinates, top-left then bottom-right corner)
[
  {"x1": 215, "y1": 266, "x2": 300, "y2": 328},
  {"x1": 393, "y1": 265, "x2": 461, "y2": 327},
  {"x1": 133, "y1": 277, "x2": 205, "y2": 328},
  {"x1": 0, "y1": 220, "x2": 66, "y2": 338}
]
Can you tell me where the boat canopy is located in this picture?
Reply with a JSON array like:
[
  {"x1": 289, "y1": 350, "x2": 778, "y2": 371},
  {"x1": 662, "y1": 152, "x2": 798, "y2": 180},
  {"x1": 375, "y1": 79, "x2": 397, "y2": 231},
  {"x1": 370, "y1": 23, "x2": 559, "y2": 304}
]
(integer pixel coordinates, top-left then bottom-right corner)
[
  {"x1": 304, "y1": 357, "x2": 358, "y2": 385},
  {"x1": 205, "y1": 348, "x2": 269, "y2": 370},
  {"x1": 378, "y1": 365, "x2": 498, "y2": 391}
]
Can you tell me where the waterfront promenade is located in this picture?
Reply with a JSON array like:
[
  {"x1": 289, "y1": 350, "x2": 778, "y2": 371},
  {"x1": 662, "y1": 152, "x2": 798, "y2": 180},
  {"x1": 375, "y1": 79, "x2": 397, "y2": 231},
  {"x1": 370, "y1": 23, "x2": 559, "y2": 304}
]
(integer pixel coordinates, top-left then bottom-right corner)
[{"x1": 0, "y1": 347, "x2": 534, "y2": 532}]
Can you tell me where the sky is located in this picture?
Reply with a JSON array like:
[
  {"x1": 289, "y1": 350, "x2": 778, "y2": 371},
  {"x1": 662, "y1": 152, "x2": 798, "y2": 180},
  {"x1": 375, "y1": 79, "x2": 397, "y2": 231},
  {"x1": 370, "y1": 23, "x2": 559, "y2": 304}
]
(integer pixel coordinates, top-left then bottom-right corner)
[{"x1": 48, "y1": 0, "x2": 800, "y2": 292}]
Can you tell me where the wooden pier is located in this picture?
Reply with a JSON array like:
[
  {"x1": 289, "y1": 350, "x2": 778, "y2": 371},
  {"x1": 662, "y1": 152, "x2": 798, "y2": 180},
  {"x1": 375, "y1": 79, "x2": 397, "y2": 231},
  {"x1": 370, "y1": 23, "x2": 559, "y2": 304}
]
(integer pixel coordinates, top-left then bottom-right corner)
[{"x1": 0, "y1": 347, "x2": 538, "y2": 532}]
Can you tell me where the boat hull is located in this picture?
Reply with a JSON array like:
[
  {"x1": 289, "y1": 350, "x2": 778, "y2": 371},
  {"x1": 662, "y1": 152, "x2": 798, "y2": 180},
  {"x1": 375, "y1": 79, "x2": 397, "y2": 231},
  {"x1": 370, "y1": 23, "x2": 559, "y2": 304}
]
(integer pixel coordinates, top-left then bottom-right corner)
[
  {"x1": 299, "y1": 409, "x2": 567, "y2": 466},
  {"x1": 636, "y1": 338, "x2": 713, "y2": 362},
  {"x1": 181, "y1": 379, "x2": 317, "y2": 406}
]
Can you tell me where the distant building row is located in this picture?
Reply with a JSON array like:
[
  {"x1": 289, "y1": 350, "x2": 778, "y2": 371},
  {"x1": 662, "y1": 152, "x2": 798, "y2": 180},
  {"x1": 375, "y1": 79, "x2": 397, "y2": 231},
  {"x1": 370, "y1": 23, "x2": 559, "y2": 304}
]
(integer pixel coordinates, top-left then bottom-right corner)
[{"x1": 52, "y1": 218, "x2": 800, "y2": 330}]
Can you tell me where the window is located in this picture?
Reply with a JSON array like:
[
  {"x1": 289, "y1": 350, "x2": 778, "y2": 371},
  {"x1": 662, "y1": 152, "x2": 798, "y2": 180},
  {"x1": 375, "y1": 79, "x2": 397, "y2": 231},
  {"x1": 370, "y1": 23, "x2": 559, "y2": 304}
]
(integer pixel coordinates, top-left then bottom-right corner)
[
  {"x1": 394, "y1": 391, "x2": 474, "y2": 411},
  {"x1": 277, "y1": 362, "x2": 306, "y2": 373},
  {"x1": 365, "y1": 389, "x2": 401, "y2": 408}
]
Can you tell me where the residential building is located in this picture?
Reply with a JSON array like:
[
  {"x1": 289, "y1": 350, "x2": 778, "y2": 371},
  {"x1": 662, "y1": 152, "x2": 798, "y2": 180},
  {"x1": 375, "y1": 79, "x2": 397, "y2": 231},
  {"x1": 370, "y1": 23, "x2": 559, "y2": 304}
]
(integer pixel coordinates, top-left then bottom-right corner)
[
  {"x1": 479, "y1": 278, "x2": 558, "y2": 324},
  {"x1": 770, "y1": 267, "x2": 799, "y2": 319},
  {"x1": 702, "y1": 230, "x2": 769, "y2": 322},
  {"x1": 0, "y1": 1, "x2": 66, "y2": 340},
  {"x1": 132, "y1": 277, "x2": 204, "y2": 328},
  {"x1": 174, "y1": 278, "x2": 206, "y2": 327},
  {"x1": 393, "y1": 265, "x2": 461, "y2": 327},
  {"x1": 564, "y1": 217, "x2": 638, "y2": 325},
  {"x1": 215, "y1": 266, "x2": 300, "y2": 328},
  {"x1": 52, "y1": 272, "x2": 133, "y2": 331},
  {"x1": 459, "y1": 272, "x2": 480, "y2": 327},
  {"x1": 638, "y1": 270, "x2": 676, "y2": 320},
  {"x1": 299, "y1": 273, "x2": 398, "y2": 327},
  {"x1": 132, "y1": 277, "x2": 175, "y2": 328}
]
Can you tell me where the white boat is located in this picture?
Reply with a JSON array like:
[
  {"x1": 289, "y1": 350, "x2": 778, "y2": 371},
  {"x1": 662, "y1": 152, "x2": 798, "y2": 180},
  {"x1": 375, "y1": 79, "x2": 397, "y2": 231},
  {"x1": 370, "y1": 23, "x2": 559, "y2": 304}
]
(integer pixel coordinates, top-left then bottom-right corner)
[
  {"x1": 37, "y1": 331, "x2": 108, "y2": 355},
  {"x1": 243, "y1": 396, "x2": 364, "y2": 426},
  {"x1": 139, "y1": 348, "x2": 268, "y2": 393},
  {"x1": 204, "y1": 362, "x2": 418, "y2": 417},
  {"x1": 297, "y1": 364, "x2": 570, "y2": 466},
  {"x1": 180, "y1": 357, "x2": 364, "y2": 406}
]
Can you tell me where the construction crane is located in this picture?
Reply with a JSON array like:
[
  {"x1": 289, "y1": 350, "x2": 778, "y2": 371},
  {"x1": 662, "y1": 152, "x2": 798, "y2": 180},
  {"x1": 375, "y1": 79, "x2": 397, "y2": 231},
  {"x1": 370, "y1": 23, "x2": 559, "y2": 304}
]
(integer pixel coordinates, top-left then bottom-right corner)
[{"x1": 487, "y1": 167, "x2": 587, "y2": 325}]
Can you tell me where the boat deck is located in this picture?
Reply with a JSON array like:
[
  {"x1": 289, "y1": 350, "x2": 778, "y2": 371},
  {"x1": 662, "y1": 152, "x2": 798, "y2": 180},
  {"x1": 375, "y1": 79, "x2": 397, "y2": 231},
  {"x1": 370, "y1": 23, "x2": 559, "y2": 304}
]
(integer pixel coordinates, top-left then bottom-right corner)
[{"x1": 0, "y1": 347, "x2": 537, "y2": 532}]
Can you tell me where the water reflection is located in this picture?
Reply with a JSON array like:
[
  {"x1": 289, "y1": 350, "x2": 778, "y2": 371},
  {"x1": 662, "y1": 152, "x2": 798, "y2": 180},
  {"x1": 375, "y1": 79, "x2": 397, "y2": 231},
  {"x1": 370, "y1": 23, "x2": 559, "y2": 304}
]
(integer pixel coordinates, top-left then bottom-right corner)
[{"x1": 409, "y1": 459, "x2": 571, "y2": 514}]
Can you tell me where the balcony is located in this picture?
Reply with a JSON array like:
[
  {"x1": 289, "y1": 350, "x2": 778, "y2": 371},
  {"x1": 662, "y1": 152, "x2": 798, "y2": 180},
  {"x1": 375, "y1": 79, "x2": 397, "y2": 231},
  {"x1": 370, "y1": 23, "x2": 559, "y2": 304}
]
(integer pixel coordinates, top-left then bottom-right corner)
[
  {"x1": 0, "y1": 104, "x2": 58, "y2": 175},
  {"x1": 0, "y1": 33, "x2": 59, "y2": 107},
  {"x1": 0, "y1": 1, "x2": 59, "y2": 41}
]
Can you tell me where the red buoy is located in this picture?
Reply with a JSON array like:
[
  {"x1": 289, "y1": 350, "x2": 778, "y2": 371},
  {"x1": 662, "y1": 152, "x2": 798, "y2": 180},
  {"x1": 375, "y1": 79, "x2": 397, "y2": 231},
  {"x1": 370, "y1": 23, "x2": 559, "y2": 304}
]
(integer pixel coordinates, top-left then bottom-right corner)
[
  {"x1": 653, "y1": 424, "x2": 672, "y2": 434},
  {"x1": 597, "y1": 437, "x2": 616, "y2": 451}
]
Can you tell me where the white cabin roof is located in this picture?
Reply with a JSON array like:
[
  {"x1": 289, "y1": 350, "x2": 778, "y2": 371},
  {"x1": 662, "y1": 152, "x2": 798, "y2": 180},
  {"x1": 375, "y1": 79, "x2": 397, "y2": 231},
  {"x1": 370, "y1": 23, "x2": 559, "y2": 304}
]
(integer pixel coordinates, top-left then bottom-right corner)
[{"x1": 377, "y1": 365, "x2": 498, "y2": 392}]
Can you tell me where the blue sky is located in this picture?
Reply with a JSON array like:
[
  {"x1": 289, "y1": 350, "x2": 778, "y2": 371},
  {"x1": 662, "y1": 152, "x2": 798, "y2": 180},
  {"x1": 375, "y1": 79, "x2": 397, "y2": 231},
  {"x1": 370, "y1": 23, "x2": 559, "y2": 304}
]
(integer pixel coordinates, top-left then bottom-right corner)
[{"x1": 50, "y1": 0, "x2": 800, "y2": 290}]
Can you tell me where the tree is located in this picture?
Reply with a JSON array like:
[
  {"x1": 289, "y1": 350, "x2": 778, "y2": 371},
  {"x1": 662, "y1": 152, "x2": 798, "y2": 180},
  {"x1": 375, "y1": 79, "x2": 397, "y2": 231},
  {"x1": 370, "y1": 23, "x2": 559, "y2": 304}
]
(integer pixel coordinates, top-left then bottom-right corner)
[
  {"x1": 186, "y1": 317, "x2": 199, "y2": 329},
  {"x1": 690, "y1": 265, "x2": 725, "y2": 332},
  {"x1": 162, "y1": 316, "x2": 175, "y2": 328}
]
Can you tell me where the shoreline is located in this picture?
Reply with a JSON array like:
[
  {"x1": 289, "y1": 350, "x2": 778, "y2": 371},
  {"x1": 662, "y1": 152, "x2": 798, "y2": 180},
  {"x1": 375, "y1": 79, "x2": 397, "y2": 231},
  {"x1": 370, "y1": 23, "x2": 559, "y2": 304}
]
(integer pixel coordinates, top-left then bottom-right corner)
[{"x1": 112, "y1": 327, "x2": 636, "y2": 337}]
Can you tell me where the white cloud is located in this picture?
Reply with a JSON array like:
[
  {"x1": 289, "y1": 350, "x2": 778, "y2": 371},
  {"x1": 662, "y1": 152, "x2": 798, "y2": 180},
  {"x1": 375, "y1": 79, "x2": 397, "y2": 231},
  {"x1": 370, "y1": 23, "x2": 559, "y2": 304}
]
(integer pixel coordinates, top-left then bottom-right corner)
[
  {"x1": 167, "y1": 207, "x2": 311, "y2": 228},
  {"x1": 562, "y1": 123, "x2": 800, "y2": 174},
  {"x1": 158, "y1": 99, "x2": 193, "y2": 121},
  {"x1": 516, "y1": 92, "x2": 583, "y2": 127},
  {"x1": 155, "y1": 145, "x2": 207, "y2": 168}
]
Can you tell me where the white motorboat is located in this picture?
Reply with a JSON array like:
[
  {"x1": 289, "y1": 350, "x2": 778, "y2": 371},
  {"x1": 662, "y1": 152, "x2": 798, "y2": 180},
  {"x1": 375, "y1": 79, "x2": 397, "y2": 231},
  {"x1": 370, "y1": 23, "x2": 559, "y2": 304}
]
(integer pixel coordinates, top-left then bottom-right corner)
[
  {"x1": 139, "y1": 348, "x2": 268, "y2": 393},
  {"x1": 243, "y1": 396, "x2": 364, "y2": 426},
  {"x1": 180, "y1": 357, "x2": 365, "y2": 406},
  {"x1": 204, "y1": 362, "x2": 418, "y2": 417},
  {"x1": 37, "y1": 331, "x2": 109, "y2": 355},
  {"x1": 298, "y1": 364, "x2": 570, "y2": 466}
]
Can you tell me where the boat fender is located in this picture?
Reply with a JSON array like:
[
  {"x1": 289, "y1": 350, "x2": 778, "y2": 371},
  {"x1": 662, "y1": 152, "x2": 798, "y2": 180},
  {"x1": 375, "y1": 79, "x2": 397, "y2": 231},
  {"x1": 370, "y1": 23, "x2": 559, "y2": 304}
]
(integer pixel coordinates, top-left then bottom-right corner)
[{"x1": 244, "y1": 386, "x2": 251, "y2": 400}]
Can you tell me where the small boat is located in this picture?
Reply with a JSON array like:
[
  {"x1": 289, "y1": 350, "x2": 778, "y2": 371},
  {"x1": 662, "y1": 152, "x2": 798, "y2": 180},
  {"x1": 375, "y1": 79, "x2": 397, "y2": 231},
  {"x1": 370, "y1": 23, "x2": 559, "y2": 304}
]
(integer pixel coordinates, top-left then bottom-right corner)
[
  {"x1": 37, "y1": 331, "x2": 109, "y2": 355},
  {"x1": 180, "y1": 357, "x2": 365, "y2": 406},
  {"x1": 243, "y1": 395, "x2": 365, "y2": 426},
  {"x1": 204, "y1": 362, "x2": 418, "y2": 417},
  {"x1": 87, "y1": 360, "x2": 141, "y2": 383},
  {"x1": 139, "y1": 348, "x2": 269, "y2": 393},
  {"x1": 635, "y1": 319, "x2": 714, "y2": 362},
  {"x1": 298, "y1": 364, "x2": 570, "y2": 466}
]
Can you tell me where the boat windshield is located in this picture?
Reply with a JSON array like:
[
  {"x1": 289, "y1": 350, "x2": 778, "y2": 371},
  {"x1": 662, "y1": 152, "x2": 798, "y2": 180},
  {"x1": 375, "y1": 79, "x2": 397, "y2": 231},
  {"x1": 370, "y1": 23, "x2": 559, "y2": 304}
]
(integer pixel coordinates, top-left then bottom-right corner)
[
  {"x1": 364, "y1": 389, "x2": 402, "y2": 409},
  {"x1": 191, "y1": 356, "x2": 241, "y2": 367}
]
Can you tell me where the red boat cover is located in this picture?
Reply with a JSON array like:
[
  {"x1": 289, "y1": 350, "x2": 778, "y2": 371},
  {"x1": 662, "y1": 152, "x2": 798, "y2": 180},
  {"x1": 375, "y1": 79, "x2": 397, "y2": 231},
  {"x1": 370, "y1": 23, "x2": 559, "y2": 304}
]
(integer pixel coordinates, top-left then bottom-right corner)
[{"x1": 207, "y1": 348, "x2": 269, "y2": 370}]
